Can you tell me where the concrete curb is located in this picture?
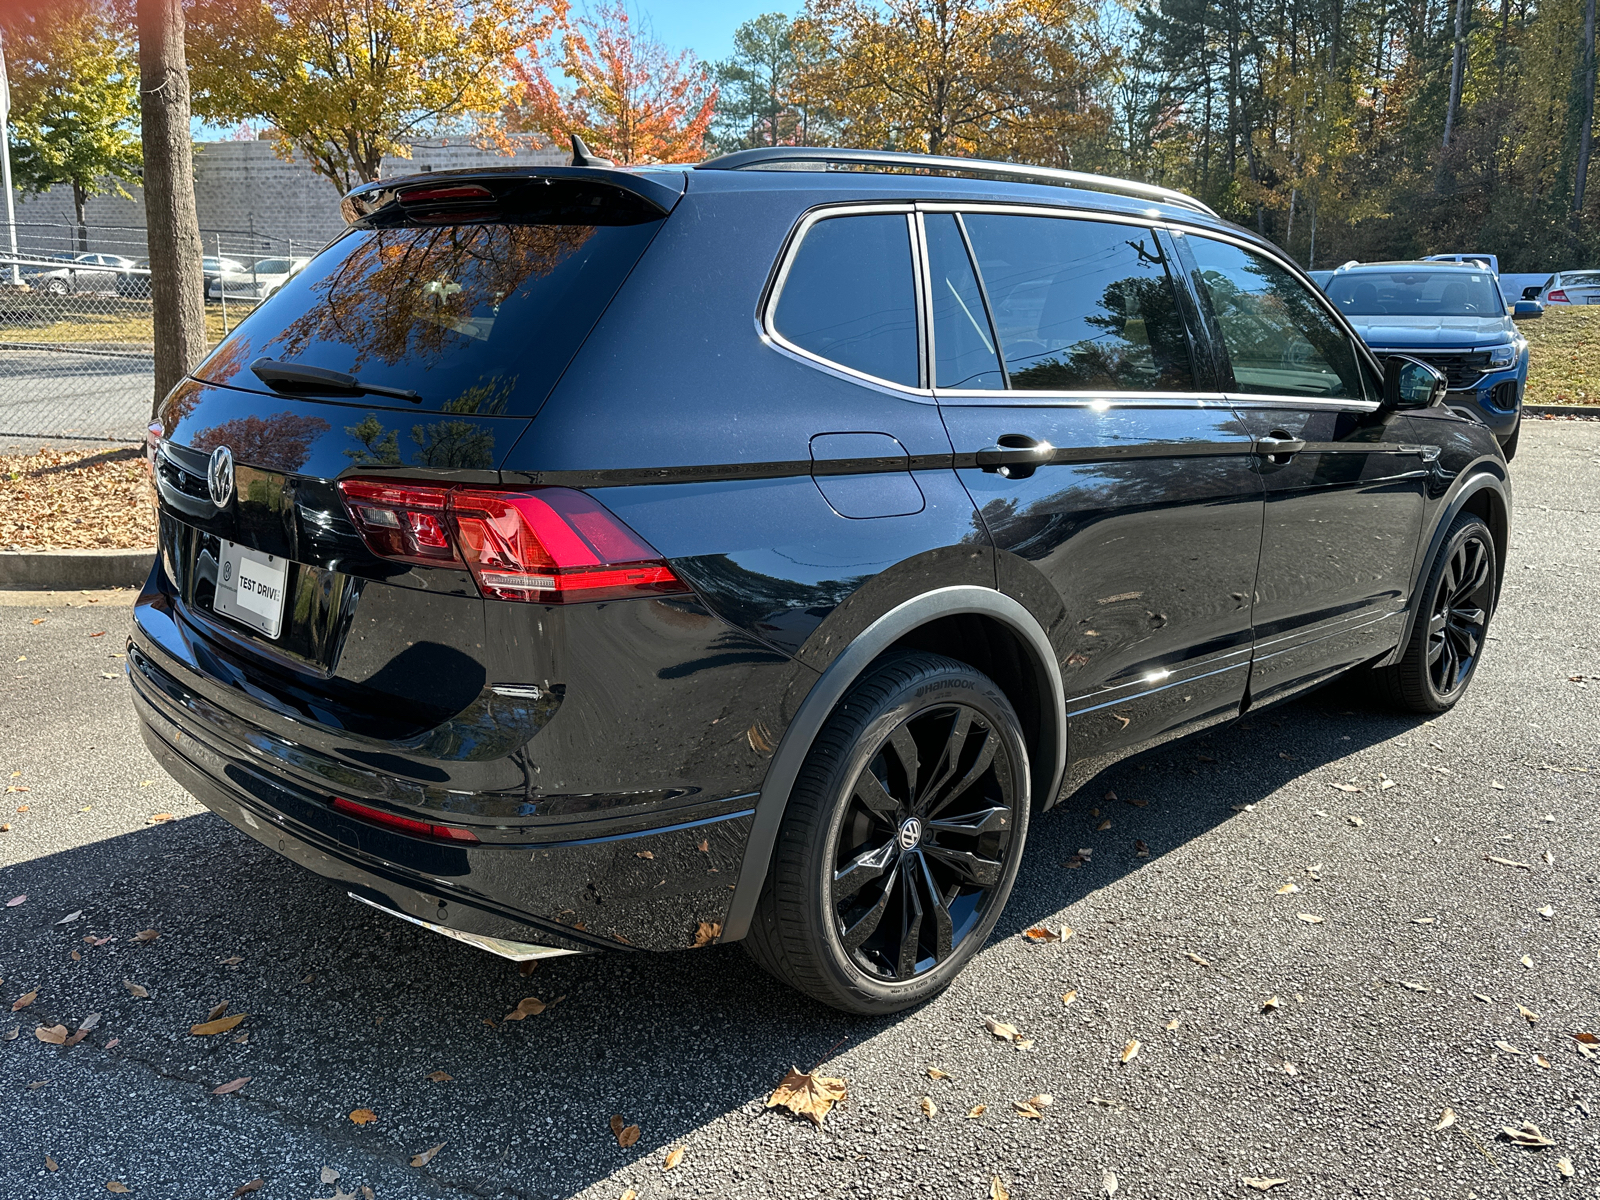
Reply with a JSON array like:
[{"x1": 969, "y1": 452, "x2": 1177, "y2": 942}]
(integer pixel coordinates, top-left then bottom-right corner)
[
  {"x1": 0, "y1": 548, "x2": 154, "y2": 590},
  {"x1": 1524, "y1": 403, "x2": 1600, "y2": 418}
]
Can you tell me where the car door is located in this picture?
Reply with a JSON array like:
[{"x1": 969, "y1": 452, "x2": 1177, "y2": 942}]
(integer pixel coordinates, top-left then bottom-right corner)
[
  {"x1": 930, "y1": 207, "x2": 1264, "y2": 786},
  {"x1": 1174, "y1": 231, "x2": 1428, "y2": 706}
]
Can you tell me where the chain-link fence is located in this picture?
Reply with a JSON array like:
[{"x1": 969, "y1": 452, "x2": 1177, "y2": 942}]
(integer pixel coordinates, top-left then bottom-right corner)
[{"x1": 0, "y1": 222, "x2": 307, "y2": 444}]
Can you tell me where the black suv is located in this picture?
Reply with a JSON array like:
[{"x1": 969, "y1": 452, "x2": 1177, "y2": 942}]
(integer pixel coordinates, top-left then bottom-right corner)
[{"x1": 133, "y1": 148, "x2": 1511, "y2": 1014}]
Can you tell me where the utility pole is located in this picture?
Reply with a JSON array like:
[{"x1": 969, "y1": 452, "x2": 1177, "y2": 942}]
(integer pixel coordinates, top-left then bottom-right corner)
[
  {"x1": 137, "y1": 0, "x2": 207, "y2": 415},
  {"x1": 0, "y1": 31, "x2": 21, "y2": 286}
]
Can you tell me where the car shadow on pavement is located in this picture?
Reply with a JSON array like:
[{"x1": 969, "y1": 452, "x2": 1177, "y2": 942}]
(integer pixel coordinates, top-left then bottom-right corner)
[{"x1": 0, "y1": 687, "x2": 1429, "y2": 1198}]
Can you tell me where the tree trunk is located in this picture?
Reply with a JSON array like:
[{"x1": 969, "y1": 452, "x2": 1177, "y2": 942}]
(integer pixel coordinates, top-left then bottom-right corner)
[
  {"x1": 139, "y1": 0, "x2": 207, "y2": 417},
  {"x1": 1575, "y1": 0, "x2": 1597, "y2": 230},
  {"x1": 71, "y1": 182, "x2": 88, "y2": 252},
  {"x1": 1443, "y1": 0, "x2": 1468, "y2": 148}
]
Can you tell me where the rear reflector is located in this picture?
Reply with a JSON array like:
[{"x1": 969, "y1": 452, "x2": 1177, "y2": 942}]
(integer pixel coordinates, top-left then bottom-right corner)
[
  {"x1": 332, "y1": 796, "x2": 480, "y2": 843},
  {"x1": 336, "y1": 479, "x2": 689, "y2": 604}
]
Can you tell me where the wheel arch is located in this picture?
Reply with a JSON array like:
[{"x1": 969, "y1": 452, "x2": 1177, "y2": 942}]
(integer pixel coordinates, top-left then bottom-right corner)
[
  {"x1": 720, "y1": 586, "x2": 1065, "y2": 943},
  {"x1": 1390, "y1": 469, "x2": 1511, "y2": 663}
]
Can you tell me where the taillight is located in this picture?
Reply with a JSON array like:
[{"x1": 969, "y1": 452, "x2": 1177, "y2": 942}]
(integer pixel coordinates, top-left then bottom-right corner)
[
  {"x1": 336, "y1": 479, "x2": 689, "y2": 604},
  {"x1": 1547, "y1": 289, "x2": 1568, "y2": 302},
  {"x1": 332, "y1": 796, "x2": 480, "y2": 843},
  {"x1": 338, "y1": 479, "x2": 456, "y2": 566}
]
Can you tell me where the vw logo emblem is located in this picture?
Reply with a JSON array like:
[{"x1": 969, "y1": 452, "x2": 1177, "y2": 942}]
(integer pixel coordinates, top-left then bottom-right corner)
[
  {"x1": 896, "y1": 816, "x2": 923, "y2": 851},
  {"x1": 207, "y1": 445, "x2": 235, "y2": 509}
]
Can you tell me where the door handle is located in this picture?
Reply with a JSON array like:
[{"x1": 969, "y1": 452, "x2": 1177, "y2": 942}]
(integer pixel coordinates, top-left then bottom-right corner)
[
  {"x1": 1255, "y1": 433, "x2": 1306, "y2": 458},
  {"x1": 977, "y1": 435, "x2": 1054, "y2": 479}
]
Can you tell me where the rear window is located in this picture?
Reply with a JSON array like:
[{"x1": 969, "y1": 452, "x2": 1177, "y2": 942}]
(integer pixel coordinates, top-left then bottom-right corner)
[
  {"x1": 1325, "y1": 270, "x2": 1504, "y2": 317},
  {"x1": 193, "y1": 201, "x2": 662, "y2": 416}
]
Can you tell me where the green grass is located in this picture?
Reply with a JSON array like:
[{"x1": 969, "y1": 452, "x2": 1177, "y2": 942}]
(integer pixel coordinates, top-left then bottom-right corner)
[{"x1": 1521, "y1": 305, "x2": 1600, "y2": 406}]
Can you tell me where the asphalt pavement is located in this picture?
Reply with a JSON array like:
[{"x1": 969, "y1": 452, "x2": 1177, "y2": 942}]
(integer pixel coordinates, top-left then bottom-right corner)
[
  {"x1": 0, "y1": 421, "x2": 1596, "y2": 1200},
  {"x1": 0, "y1": 344, "x2": 154, "y2": 443}
]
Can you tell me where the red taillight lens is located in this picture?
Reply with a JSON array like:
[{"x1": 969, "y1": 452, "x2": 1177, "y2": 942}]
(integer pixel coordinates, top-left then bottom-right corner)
[
  {"x1": 336, "y1": 479, "x2": 689, "y2": 604},
  {"x1": 1547, "y1": 289, "x2": 1568, "y2": 302},
  {"x1": 397, "y1": 183, "x2": 494, "y2": 204},
  {"x1": 332, "y1": 796, "x2": 480, "y2": 843},
  {"x1": 338, "y1": 479, "x2": 456, "y2": 566},
  {"x1": 449, "y1": 488, "x2": 688, "y2": 602}
]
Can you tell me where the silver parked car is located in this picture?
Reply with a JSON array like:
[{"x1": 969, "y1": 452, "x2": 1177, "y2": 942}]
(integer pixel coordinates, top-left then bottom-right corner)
[
  {"x1": 29, "y1": 252, "x2": 140, "y2": 295},
  {"x1": 207, "y1": 256, "x2": 312, "y2": 302}
]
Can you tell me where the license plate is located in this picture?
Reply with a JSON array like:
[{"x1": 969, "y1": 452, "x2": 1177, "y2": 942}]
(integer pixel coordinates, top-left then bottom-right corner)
[
  {"x1": 213, "y1": 540, "x2": 289, "y2": 639},
  {"x1": 1588, "y1": 296, "x2": 1600, "y2": 304}
]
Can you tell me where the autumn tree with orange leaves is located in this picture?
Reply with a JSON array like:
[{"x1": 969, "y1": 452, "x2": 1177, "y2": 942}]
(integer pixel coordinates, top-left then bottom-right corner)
[{"x1": 510, "y1": 0, "x2": 717, "y2": 164}]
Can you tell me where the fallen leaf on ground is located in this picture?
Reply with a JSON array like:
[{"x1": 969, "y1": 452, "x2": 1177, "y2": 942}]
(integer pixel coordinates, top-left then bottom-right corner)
[
  {"x1": 982, "y1": 1015, "x2": 1032, "y2": 1048},
  {"x1": 1134, "y1": 839, "x2": 1149, "y2": 857},
  {"x1": 1485, "y1": 855, "x2": 1531, "y2": 870},
  {"x1": 147, "y1": 814, "x2": 174, "y2": 824},
  {"x1": 1521, "y1": 955, "x2": 1535, "y2": 969},
  {"x1": 320, "y1": 1168, "x2": 340, "y2": 1185},
  {"x1": 426, "y1": 1070, "x2": 453, "y2": 1082},
  {"x1": 663, "y1": 1145, "x2": 684, "y2": 1171},
  {"x1": 130, "y1": 930, "x2": 158, "y2": 943},
  {"x1": 1061, "y1": 989, "x2": 1078, "y2": 1006},
  {"x1": 967, "y1": 1104, "x2": 987, "y2": 1118},
  {"x1": 1434, "y1": 1107, "x2": 1457, "y2": 1131},
  {"x1": 1012, "y1": 1098, "x2": 1044, "y2": 1119},
  {"x1": 621, "y1": 1191, "x2": 638, "y2": 1200},
  {"x1": 55, "y1": 910, "x2": 82, "y2": 925},
  {"x1": 1412, "y1": 916, "x2": 1435, "y2": 924},
  {"x1": 1534, "y1": 1053, "x2": 1552, "y2": 1069},
  {"x1": 1501, "y1": 1121, "x2": 1554, "y2": 1146},
  {"x1": 920, "y1": 1095, "x2": 937, "y2": 1117},
  {"x1": 1262, "y1": 995, "x2": 1282, "y2": 1012},
  {"x1": 107, "y1": 1183, "x2": 130, "y2": 1194},
  {"x1": 1165, "y1": 1018, "x2": 1181, "y2": 1031},
  {"x1": 122, "y1": 979, "x2": 148, "y2": 999},
  {"x1": 1243, "y1": 1178, "x2": 1289, "y2": 1192},
  {"x1": 410, "y1": 1142, "x2": 445, "y2": 1167},
  {"x1": 1397, "y1": 980, "x2": 1430, "y2": 993},
  {"x1": 503, "y1": 997, "x2": 545, "y2": 1020},
  {"x1": 45, "y1": 1156, "x2": 57, "y2": 1172},
  {"x1": 232, "y1": 1181, "x2": 263, "y2": 1197},
  {"x1": 349, "y1": 1108, "x2": 377, "y2": 1125},
  {"x1": 766, "y1": 1066, "x2": 848, "y2": 1126},
  {"x1": 1347, "y1": 815, "x2": 1363, "y2": 827},
  {"x1": 11, "y1": 989, "x2": 37, "y2": 1011},
  {"x1": 1329, "y1": 782, "x2": 1362, "y2": 793},
  {"x1": 1558, "y1": 1157, "x2": 1575, "y2": 1178},
  {"x1": 1184, "y1": 951, "x2": 1209, "y2": 966},
  {"x1": 692, "y1": 921, "x2": 721, "y2": 948},
  {"x1": 34, "y1": 1024, "x2": 67, "y2": 1045},
  {"x1": 1276, "y1": 882, "x2": 1300, "y2": 895},
  {"x1": 1023, "y1": 925, "x2": 1070, "y2": 942},
  {"x1": 990, "y1": 1177, "x2": 1009, "y2": 1200},
  {"x1": 1103, "y1": 1170, "x2": 1119, "y2": 1196},
  {"x1": 191, "y1": 1013, "x2": 246, "y2": 1036},
  {"x1": 1519, "y1": 1005, "x2": 1540, "y2": 1024},
  {"x1": 1283, "y1": 1062, "x2": 1298, "y2": 1076},
  {"x1": 5, "y1": 895, "x2": 24, "y2": 907},
  {"x1": 1120, "y1": 1039, "x2": 1141, "y2": 1064},
  {"x1": 205, "y1": 1001, "x2": 229, "y2": 1022},
  {"x1": 1573, "y1": 1032, "x2": 1600, "y2": 1045},
  {"x1": 1296, "y1": 913, "x2": 1324, "y2": 924},
  {"x1": 212, "y1": 1077, "x2": 250, "y2": 1095},
  {"x1": 1474, "y1": 993, "x2": 1493, "y2": 1003},
  {"x1": 927, "y1": 1066, "x2": 948, "y2": 1079},
  {"x1": 1537, "y1": 905, "x2": 1555, "y2": 919}
]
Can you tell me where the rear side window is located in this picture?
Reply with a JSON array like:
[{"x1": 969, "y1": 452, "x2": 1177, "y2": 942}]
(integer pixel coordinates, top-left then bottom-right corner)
[
  {"x1": 771, "y1": 214, "x2": 920, "y2": 387},
  {"x1": 1187, "y1": 237, "x2": 1365, "y2": 400},
  {"x1": 961, "y1": 214, "x2": 1195, "y2": 392},
  {"x1": 925, "y1": 213, "x2": 1005, "y2": 390},
  {"x1": 193, "y1": 214, "x2": 662, "y2": 415}
]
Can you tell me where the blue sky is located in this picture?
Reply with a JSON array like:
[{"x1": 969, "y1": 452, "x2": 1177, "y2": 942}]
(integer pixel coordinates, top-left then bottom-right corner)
[{"x1": 635, "y1": 0, "x2": 787, "y2": 65}]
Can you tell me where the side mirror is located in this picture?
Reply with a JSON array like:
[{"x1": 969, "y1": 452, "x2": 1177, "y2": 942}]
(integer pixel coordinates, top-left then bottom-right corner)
[
  {"x1": 1383, "y1": 354, "x2": 1447, "y2": 409},
  {"x1": 1512, "y1": 300, "x2": 1543, "y2": 320}
]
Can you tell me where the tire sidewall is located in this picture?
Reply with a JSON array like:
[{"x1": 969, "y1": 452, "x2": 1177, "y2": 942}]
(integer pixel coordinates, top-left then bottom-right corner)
[
  {"x1": 1415, "y1": 516, "x2": 1497, "y2": 708},
  {"x1": 805, "y1": 661, "x2": 1031, "y2": 1012}
]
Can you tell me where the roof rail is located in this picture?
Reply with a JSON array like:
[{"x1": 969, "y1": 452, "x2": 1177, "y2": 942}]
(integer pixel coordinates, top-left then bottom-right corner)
[{"x1": 696, "y1": 146, "x2": 1219, "y2": 218}]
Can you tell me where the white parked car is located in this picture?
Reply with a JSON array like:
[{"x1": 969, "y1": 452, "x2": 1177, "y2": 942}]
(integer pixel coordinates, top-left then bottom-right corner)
[
  {"x1": 29, "y1": 252, "x2": 140, "y2": 295},
  {"x1": 208, "y1": 256, "x2": 312, "y2": 302},
  {"x1": 1535, "y1": 270, "x2": 1600, "y2": 305}
]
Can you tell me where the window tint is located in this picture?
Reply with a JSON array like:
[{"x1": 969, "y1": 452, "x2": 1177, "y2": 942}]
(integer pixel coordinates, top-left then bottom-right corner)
[
  {"x1": 1188, "y1": 237, "x2": 1365, "y2": 400},
  {"x1": 773, "y1": 214, "x2": 919, "y2": 387},
  {"x1": 961, "y1": 215, "x2": 1195, "y2": 392},
  {"x1": 925, "y1": 214, "x2": 1005, "y2": 389}
]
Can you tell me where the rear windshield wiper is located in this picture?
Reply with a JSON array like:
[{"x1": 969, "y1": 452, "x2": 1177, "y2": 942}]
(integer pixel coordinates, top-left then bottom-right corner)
[{"x1": 250, "y1": 357, "x2": 421, "y2": 403}]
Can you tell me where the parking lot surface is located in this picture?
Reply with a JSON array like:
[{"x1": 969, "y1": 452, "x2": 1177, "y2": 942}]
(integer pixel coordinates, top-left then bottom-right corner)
[{"x1": 1, "y1": 421, "x2": 1596, "y2": 1200}]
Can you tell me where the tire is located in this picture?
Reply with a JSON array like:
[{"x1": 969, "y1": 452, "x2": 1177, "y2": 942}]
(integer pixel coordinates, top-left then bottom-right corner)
[
  {"x1": 45, "y1": 279, "x2": 69, "y2": 296},
  {"x1": 745, "y1": 652, "x2": 1031, "y2": 1014},
  {"x1": 1373, "y1": 513, "x2": 1497, "y2": 713},
  {"x1": 1501, "y1": 423, "x2": 1519, "y2": 461}
]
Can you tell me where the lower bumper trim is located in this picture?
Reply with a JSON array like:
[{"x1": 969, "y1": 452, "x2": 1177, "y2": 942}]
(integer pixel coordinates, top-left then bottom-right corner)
[{"x1": 348, "y1": 892, "x2": 584, "y2": 963}]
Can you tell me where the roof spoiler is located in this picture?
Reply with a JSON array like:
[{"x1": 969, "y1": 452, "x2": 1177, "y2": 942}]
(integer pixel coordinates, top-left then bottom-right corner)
[
  {"x1": 697, "y1": 146, "x2": 1218, "y2": 218},
  {"x1": 341, "y1": 163, "x2": 685, "y2": 226}
]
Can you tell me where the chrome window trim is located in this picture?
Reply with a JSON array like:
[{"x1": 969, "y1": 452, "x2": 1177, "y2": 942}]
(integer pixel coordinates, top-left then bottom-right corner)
[
  {"x1": 1226, "y1": 395, "x2": 1381, "y2": 413},
  {"x1": 759, "y1": 202, "x2": 934, "y2": 398},
  {"x1": 931, "y1": 389, "x2": 1235, "y2": 407}
]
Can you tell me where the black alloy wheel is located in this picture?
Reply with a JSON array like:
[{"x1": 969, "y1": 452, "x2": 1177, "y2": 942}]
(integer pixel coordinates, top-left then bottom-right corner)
[
  {"x1": 831, "y1": 701, "x2": 1016, "y2": 981},
  {"x1": 1374, "y1": 513, "x2": 1498, "y2": 713},
  {"x1": 746, "y1": 652, "x2": 1030, "y2": 1014}
]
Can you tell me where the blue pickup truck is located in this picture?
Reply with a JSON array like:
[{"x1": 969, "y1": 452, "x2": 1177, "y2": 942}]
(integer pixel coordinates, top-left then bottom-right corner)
[{"x1": 1318, "y1": 260, "x2": 1540, "y2": 459}]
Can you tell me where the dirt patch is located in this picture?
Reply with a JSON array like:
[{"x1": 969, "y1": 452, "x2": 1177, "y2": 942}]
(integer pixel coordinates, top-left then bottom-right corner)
[{"x1": 0, "y1": 446, "x2": 156, "y2": 550}]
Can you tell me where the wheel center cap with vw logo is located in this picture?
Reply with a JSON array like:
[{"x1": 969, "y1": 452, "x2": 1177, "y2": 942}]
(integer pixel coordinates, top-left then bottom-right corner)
[
  {"x1": 207, "y1": 445, "x2": 235, "y2": 509},
  {"x1": 896, "y1": 816, "x2": 923, "y2": 851}
]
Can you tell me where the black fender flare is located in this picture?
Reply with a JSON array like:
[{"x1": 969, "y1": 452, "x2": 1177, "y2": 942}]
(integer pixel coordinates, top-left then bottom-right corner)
[
  {"x1": 1389, "y1": 467, "x2": 1512, "y2": 663},
  {"x1": 720, "y1": 585, "x2": 1065, "y2": 942}
]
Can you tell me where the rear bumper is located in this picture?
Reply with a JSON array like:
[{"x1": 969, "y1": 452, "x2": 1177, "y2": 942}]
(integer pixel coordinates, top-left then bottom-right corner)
[{"x1": 129, "y1": 634, "x2": 755, "y2": 953}]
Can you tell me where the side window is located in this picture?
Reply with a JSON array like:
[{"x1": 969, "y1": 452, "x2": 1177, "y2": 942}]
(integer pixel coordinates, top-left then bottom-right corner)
[
  {"x1": 772, "y1": 213, "x2": 919, "y2": 388},
  {"x1": 961, "y1": 214, "x2": 1196, "y2": 392},
  {"x1": 925, "y1": 213, "x2": 1005, "y2": 389},
  {"x1": 1187, "y1": 237, "x2": 1365, "y2": 400}
]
